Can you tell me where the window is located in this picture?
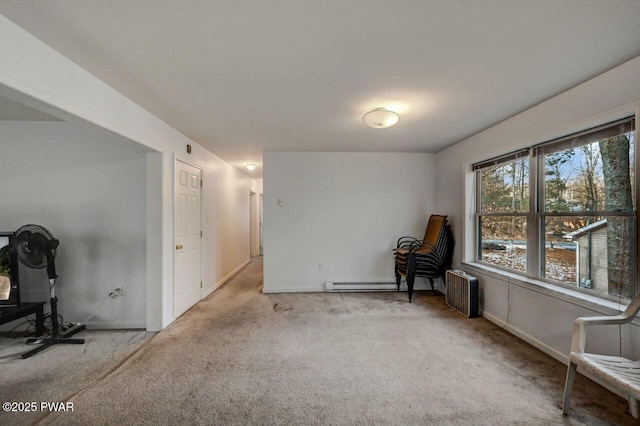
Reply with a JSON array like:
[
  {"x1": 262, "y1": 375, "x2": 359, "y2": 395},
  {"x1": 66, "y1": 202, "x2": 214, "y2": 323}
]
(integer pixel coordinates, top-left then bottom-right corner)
[
  {"x1": 474, "y1": 117, "x2": 637, "y2": 300},
  {"x1": 476, "y1": 152, "x2": 529, "y2": 273}
]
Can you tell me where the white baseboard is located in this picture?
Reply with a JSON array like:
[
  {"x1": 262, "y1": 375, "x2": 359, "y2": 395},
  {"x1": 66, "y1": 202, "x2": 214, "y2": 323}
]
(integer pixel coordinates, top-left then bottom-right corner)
[
  {"x1": 326, "y1": 281, "x2": 396, "y2": 291},
  {"x1": 481, "y1": 310, "x2": 625, "y2": 399},
  {"x1": 84, "y1": 321, "x2": 146, "y2": 330},
  {"x1": 0, "y1": 319, "x2": 146, "y2": 333},
  {"x1": 482, "y1": 311, "x2": 568, "y2": 364},
  {"x1": 263, "y1": 286, "x2": 325, "y2": 293},
  {"x1": 264, "y1": 281, "x2": 438, "y2": 294}
]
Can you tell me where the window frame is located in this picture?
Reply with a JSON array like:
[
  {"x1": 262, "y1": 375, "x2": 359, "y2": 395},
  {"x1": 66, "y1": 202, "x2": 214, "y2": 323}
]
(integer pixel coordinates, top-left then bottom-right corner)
[
  {"x1": 474, "y1": 154, "x2": 533, "y2": 275},
  {"x1": 473, "y1": 116, "x2": 637, "y2": 302}
]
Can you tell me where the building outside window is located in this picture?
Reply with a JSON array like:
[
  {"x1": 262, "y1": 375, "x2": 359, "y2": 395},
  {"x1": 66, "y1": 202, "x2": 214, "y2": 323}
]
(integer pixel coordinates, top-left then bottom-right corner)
[{"x1": 474, "y1": 117, "x2": 636, "y2": 301}]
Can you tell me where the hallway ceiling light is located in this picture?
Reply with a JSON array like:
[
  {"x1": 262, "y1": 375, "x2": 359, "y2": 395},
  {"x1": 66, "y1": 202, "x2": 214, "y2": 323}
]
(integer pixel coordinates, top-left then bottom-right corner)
[
  {"x1": 246, "y1": 163, "x2": 257, "y2": 171},
  {"x1": 362, "y1": 108, "x2": 400, "y2": 129}
]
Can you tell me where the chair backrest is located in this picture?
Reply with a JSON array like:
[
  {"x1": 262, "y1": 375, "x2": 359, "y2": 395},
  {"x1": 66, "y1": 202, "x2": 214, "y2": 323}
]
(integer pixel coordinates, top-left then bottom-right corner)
[
  {"x1": 422, "y1": 215, "x2": 447, "y2": 248},
  {"x1": 410, "y1": 218, "x2": 455, "y2": 280}
]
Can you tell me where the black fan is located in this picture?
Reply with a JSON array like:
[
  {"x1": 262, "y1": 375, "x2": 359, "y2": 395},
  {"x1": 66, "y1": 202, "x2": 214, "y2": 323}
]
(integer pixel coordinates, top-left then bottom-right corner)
[
  {"x1": 13, "y1": 225, "x2": 85, "y2": 359},
  {"x1": 14, "y1": 225, "x2": 57, "y2": 272}
]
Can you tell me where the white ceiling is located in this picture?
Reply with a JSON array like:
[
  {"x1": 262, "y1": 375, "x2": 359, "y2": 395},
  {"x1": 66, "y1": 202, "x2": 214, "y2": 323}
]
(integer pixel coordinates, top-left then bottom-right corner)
[{"x1": 2, "y1": 1, "x2": 640, "y2": 178}]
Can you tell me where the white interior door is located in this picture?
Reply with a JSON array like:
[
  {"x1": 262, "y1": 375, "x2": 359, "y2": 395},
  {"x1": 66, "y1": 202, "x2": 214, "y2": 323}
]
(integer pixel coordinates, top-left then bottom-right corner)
[{"x1": 174, "y1": 160, "x2": 202, "y2": 318}]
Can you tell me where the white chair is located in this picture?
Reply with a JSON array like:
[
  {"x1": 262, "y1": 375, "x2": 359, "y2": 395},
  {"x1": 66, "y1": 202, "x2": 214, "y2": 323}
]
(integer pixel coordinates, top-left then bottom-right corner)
[{"x1": 562, "y1": 294, "x2": 640, "y2": 418}]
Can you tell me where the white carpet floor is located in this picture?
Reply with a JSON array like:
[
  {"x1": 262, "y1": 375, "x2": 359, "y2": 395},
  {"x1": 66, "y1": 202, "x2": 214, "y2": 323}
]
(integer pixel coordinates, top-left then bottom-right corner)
[{"x1": 0, "y1": 258, "x2": 635, "y2": 425}]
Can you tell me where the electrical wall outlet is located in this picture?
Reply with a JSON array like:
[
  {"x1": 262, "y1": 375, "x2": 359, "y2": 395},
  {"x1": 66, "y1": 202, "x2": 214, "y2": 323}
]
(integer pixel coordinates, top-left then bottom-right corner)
[{"x1": 319, "y1": 263, "x2": 324, "y2": 270}]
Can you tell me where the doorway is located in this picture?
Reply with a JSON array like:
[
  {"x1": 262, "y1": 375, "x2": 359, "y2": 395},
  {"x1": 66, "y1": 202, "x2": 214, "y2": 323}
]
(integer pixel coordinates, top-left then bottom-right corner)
[{"x1": 250, "y1": 191, "x2": 262, "y2": 257}]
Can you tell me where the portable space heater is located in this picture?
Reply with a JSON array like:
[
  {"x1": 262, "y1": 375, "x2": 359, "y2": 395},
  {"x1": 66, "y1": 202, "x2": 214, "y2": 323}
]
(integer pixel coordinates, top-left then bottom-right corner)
[{"x1": 445, "y1": 270, "x2": 478, "y2": 318}]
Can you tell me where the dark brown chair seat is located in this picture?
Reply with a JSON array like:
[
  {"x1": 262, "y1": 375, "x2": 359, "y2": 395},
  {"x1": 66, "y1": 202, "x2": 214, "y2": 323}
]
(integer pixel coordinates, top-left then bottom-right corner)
[{"x1": 393, "y1": 214, "x2": 454, "y2": 302}]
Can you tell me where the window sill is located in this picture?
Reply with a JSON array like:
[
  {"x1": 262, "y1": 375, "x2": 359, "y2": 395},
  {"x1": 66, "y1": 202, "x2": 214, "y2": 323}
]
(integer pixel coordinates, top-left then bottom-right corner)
[{"x1": 460, "y1": 261, "x2": 631, "y2": 317}]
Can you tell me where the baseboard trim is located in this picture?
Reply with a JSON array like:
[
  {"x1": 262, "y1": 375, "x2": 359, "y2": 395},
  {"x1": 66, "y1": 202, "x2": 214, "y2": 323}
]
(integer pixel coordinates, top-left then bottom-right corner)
[
  {"x1": 203, "y1": 259, "x2": 251, "y2": 298},
  {"x1": 263, "y1": 286, "x2": 325, "y2": 293},
  {"x1": 481, "y1": 310, "x2": 625, "y2": 399},
  {"x1": 84, "y1": 321, "x2": 146, "y2": 330},
  {"x1": 482, "y1": 311, "x2": 568, "y2": 364},
  {"x1": 264, "y1": 281, "x2": 439, "y2": 294}
]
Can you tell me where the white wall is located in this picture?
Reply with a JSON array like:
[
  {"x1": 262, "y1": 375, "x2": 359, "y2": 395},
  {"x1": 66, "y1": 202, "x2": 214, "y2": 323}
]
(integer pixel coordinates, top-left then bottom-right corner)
[
  {"x1": 0, "y1": 16, "x2": 253, "y2": 330},
  {"x1": 435, "y1": 55, "x2": 640, "y2": 361},
  {"x1": 0, "y1": 122, "x2": 148, "y2": 328},
  {"x1": 201, "y1": 158, "x2": 251, "y2": 299},
  {"x1": 263, "y1": 152, "x2": 435, "y2": 292},
  {"x1": 251, "y1": 179, "x2": 263, "y2": 194}
]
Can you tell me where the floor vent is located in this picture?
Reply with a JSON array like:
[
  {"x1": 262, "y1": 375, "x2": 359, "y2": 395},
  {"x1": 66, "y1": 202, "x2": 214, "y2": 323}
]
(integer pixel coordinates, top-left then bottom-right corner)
[
  {"x1": 325, "y1": 282, "x2": 396, "y2": 292},
  {"x1": 445, "y1": 270, "x2": 479, "y2": 318}
]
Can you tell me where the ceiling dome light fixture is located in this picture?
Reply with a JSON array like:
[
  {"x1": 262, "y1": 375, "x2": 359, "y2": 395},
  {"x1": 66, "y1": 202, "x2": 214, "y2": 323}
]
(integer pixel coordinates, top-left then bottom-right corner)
[
  {"x1": 246, "y1": 164, "x2": 257, "y2": 171},
  {"x1": 362, "y1": 108, "x2": 400, "y2": 129}
]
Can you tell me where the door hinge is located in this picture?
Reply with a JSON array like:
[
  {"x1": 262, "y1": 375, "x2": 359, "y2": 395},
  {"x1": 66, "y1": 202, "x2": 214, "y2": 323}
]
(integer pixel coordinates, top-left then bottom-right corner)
[
  {"x1": 200, "y1": 230, "x2": 203, "y2": 237},
  {"x1": 200, "y1": 281, "x2": 203, "y2": 288},
  {"x1": 200, "y1": 179, "x2": 203, "y2": 187}
]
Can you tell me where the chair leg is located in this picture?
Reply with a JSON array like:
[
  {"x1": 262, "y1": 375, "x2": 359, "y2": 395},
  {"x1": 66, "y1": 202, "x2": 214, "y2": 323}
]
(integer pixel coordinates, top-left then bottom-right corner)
[
  {"x1": 630, "y1": 398, "x2": 640, "y2": 419},
  {"x1": 395, "y1": 271, "x2": 401, "y2": 292},
  {"x1": 428, "y1": 278, "x2": 435, "y2": 291},
  {"x1": 407, "y1": 272, "x2": 415, "y2": 303},
  {"x1": 562, "y1": 361, "x2": 577, "y2": 416}
]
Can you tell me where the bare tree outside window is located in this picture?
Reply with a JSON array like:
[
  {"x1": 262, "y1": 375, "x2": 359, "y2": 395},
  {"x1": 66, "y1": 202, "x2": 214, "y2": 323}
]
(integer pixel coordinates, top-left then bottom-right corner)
[{"x1": 600, "y1": 135, "x2": 634, "y2": 298}]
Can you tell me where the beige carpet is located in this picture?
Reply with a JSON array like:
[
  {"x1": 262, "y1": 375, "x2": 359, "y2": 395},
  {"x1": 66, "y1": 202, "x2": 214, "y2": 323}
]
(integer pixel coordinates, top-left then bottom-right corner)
[
  {"x1": 2, "y1": 258, "x2": 635, "y2": 425},
  {"x1": 0, "y1": 328, "x2": 152, "y2": 425}
]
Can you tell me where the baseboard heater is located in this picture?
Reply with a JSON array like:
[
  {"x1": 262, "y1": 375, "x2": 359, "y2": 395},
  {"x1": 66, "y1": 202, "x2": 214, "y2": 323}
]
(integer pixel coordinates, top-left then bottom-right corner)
[
  {"x1": 445, "y1": 270, "x2": 479, "y2": 318},
  {"x1": 325, "y1": 281, "x2": 397, "y2": 292}
]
